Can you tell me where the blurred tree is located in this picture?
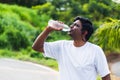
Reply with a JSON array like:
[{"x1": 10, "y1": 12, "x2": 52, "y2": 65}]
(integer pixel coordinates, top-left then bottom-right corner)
[
  {"x1": 0, "y1": 0, "x2": 46, "y2": 7},
  {"x1": 0, "y1": 0, "x2": 13, "y2": 3},
  {"x1": 32, "y1": 0, "x2": 119, "y2": 28},
  {"x1": 93, "y1": 19, "x2": 120, "y2": 52},
  {"x1": 6, "y1": 29, "x2": 30, "y2": 50},
  {"x1": 85, "y1": 0, "x2": 112, "y2": 21},
  {"x1": 95, "y1": 0, "x2": 112, "y2": 5},
  {"x1": 32, "y1": 2, "x2": 55, "y2": 16},
  {"x1": 110, "y1": 3, "x2": 120, "y2": 19}
]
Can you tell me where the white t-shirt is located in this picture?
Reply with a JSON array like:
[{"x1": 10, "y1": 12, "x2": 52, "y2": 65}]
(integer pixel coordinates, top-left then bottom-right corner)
[{"x1": 43, "y1": 40, "x2": 110, "y2": 80}]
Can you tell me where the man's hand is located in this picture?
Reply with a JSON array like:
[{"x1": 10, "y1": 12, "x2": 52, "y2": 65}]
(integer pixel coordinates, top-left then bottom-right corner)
[{"x1": 102, "y1": 74, "x2": 111, "y2": 80}]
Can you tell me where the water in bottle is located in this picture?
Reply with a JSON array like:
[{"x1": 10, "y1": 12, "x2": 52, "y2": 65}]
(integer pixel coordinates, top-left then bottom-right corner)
[{"x1": 48, "y1": 20, "x2": 70, "y2": 32}]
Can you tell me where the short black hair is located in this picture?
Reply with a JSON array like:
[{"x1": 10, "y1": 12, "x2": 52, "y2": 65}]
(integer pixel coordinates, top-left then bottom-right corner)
[{"x1": 74, "y1": 16, "x2": 94, "y2": 41}]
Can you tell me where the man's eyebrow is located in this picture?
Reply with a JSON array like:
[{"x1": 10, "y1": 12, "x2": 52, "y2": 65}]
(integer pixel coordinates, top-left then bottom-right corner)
[{"x1": 72, "y1": 21, "x2": 81, "y2": 26}]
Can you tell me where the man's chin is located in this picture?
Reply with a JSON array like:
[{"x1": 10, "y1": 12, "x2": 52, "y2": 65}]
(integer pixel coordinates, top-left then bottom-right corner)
[{"x1": 68, "y1": 32, "x2": 72, "y2": 37}]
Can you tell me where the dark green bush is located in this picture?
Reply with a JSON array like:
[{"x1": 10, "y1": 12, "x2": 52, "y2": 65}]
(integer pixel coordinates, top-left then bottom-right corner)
[
  {"x1": 5, "y1": 29, "x2": 30, "y2": 50},
  {"x1": 0, "y1": 25, "x2": 4, "y2": 34},
  {"x1": 0, "y1": 35, "x2": 8, "y2": 49},
  {"x1": 0, "y1": 3, "x2": 42, "y2": 50},
  {"x1": 30, "y1": 51, "x2": 44, "y2": 59}
]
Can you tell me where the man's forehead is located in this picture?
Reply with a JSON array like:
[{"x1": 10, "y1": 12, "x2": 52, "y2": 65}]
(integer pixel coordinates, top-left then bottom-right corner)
[{"x1": 74, "y1": 20, "x2": 82, "y2": 25}]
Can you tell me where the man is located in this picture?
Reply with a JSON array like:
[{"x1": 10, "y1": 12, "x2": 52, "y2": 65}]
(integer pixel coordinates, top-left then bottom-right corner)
[{"x1": 32, "y1": 16, "x2": 111, "y2": 80}]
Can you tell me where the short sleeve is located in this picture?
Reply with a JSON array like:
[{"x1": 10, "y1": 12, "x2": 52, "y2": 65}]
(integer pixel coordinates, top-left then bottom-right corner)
[
  {"x1": 94, "y1": 47, "x2": 110, "y2": 77},
  {"x1": 43, "y1": 41, "x2": 62, "y2": 60}
]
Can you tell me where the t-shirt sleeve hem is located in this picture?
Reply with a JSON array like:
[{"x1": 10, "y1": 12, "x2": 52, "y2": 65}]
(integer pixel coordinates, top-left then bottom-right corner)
[
  {"x1": 100, "y1": 71, "x2": 111, "y2": 77},
  {"x1": 42, "y1": 52, "x2": 47, "y2": 57}
]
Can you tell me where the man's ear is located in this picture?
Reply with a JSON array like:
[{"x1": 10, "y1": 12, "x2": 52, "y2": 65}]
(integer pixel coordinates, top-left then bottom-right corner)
[
  {"x1": 82, "y1": 30, "x2": 88, "y2": 41},
  {"x1": 82, "y1": 30, "x2": 88, "y2": 36},
  {"x1": 84, "y1": 31, "x2": 88, "y2": 36}
]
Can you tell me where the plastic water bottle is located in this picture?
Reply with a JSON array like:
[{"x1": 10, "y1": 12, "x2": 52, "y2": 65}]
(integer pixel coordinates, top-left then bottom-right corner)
[{"x1": 48, "y1": 20, "x2": 70, "y2": 32}]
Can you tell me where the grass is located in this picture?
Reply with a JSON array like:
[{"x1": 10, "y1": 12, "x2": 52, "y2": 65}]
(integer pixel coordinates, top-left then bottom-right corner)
[{"x1": 0, "y1": 49, "x2": 58, "y2": 70}]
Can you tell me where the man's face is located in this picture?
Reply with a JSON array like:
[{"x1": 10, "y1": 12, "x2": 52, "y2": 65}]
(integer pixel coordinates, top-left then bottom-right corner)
[{"x1": 68, "y1": 20, "x2": 83, "y2": 39}]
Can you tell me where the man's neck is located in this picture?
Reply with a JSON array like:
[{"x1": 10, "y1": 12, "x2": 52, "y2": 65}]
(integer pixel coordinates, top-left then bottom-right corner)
[{"x1": 73, "y1": 40, "x2": 86, "y2": 47}]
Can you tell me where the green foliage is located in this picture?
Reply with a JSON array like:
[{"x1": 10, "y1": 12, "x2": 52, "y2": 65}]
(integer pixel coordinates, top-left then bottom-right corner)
[
  {"x1": 0, "y1": 34, "x2": 8, "y2": 49},
  {"x1": 111, "y1": 3, "x2": 120, "y2": 19},
  {"x1": 0, "y1": 49, "x2": 18, "y2": 57},
  {"x1": 6, "y1": 29, "x2": 29, "y2": 50},
  {"x1": 0, "y1": 0, "x2": 46, "y2": 7},
  {"x1": 93, "y1": 19, "x2": 120, "y2": 52},
  {"x1": 97, "y1": 76, "x2": 102, "y2": 80},
  {"x1": 32, "y1": 2, "x2": 55, "y2": 15},
  {"x1": 0, "y1": 3, "x2": 71, "y2": 51},
  {"x1": 0, "y1": 24, "x2": 4, "y2": 34},
  {"x1": 0, "y1": 3, "x2": 40, "y2": 50},
  {"x1": 38, "y1": 59, "x2": 58, "y2": 70},
  {"x1": 86, "y1": 1, "x2": 111, "y2": 20},
  {"x1": 49, "y1": 0, "x2": 69, "y2": 11},
  {"x1": 30, "y1": 50, "x2": 44, "y2": 59}
]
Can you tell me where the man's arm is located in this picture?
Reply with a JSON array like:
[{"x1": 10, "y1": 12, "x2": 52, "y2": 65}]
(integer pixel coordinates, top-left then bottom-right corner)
[
  {"x1": 102, "y1": 74, "x2": 111, "y2": 80},
  {"x1": 32, "y1": 26, "x2": 62, "y2": 53}
]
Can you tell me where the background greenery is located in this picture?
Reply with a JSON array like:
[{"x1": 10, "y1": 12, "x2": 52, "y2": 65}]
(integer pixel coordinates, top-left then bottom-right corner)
[{"x1": 0, "y1": 0, "x2": 120, "y2": 80}]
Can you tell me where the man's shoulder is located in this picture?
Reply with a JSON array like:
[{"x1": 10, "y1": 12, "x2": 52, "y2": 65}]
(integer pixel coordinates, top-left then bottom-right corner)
[
  {"x1": 87, "y1": 42, "x2": 102, "y2": 50},
  {"x1": 87, "y1": 42, "x2": 104, "y2": 55}
]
